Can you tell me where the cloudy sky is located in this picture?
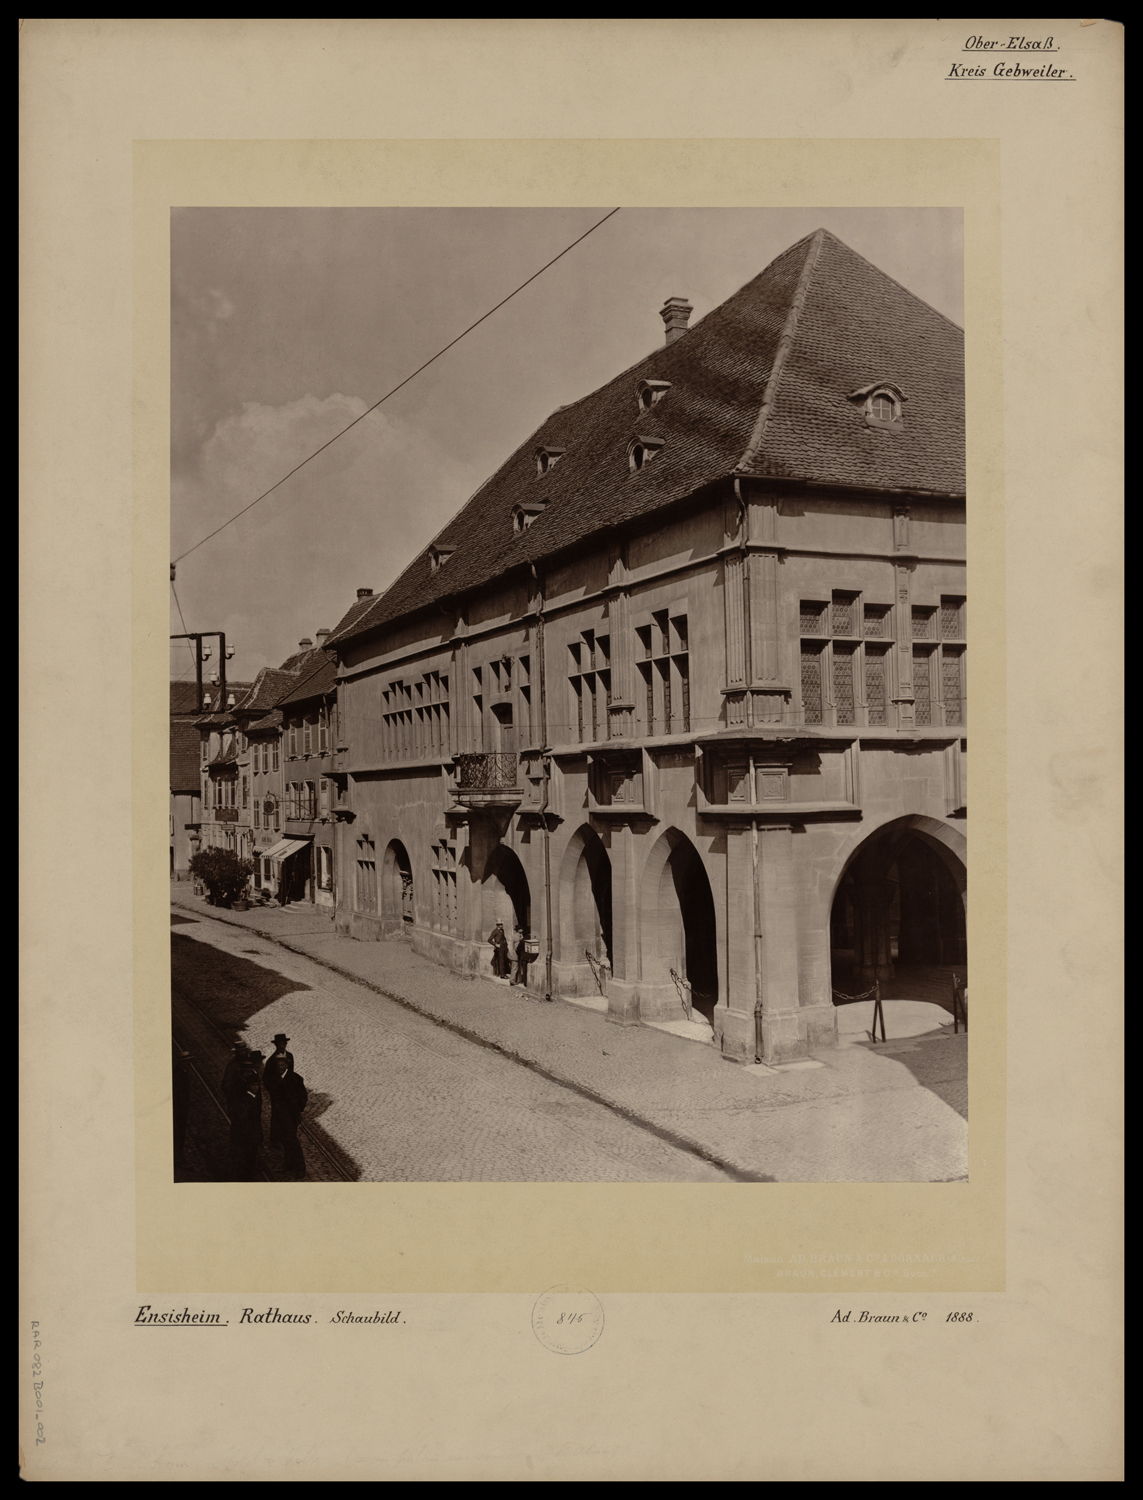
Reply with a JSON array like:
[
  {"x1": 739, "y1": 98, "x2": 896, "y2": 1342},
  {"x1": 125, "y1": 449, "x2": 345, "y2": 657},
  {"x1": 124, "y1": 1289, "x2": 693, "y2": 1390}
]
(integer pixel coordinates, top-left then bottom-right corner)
[{"x1": 170, "y1": 207, "x2": 963, "y2": 684}]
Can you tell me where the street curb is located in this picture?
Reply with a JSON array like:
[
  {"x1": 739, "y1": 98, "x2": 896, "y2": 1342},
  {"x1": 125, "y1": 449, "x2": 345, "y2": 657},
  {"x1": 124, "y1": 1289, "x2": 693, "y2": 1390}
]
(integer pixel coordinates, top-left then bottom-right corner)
[{"x1": 171, "y1": 900, "x2": 775, "y2": 1183}]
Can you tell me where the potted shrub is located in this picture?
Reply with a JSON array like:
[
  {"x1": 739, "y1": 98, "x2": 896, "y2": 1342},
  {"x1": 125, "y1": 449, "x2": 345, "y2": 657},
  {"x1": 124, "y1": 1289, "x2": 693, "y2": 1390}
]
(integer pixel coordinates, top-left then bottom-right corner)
[{"x1": 188, "y1": 848, "x2": 255, "y2": 909}]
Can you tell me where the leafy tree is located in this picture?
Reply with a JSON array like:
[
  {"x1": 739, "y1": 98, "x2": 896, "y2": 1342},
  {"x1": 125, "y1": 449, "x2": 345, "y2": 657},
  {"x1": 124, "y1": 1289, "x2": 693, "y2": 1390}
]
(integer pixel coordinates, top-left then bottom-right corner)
[{"x1": 189, "y1": 848, "x2": 254, "y2": 907}]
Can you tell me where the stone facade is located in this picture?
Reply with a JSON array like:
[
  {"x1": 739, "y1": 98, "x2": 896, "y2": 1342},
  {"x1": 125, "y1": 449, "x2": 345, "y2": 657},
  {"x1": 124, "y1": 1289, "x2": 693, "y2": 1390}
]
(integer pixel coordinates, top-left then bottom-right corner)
[
  {"x1": 332, "y1": 483, "x2": 966, "y2": 1063},
  {"x1": 325, "y1": 229, "x2": 967, "y2": 1064}
]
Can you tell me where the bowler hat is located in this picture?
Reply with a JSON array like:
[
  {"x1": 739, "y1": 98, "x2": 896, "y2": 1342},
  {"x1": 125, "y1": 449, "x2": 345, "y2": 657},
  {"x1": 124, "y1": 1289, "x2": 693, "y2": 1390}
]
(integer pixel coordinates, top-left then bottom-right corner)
[{"x1": 272, "y1": 1033, "x2": 290, "y2": 1047}]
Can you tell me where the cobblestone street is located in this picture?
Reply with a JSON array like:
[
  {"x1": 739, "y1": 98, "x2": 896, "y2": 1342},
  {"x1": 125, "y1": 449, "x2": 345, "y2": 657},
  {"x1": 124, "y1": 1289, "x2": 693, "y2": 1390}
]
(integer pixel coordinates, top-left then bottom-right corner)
[{"x1": 171, "y1": 891, "x2": 968, "y2": 1183}]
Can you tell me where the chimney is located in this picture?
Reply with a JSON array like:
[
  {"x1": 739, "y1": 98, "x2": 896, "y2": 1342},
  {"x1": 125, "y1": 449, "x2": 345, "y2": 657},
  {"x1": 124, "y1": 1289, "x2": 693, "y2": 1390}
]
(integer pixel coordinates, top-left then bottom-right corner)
[
  {"x1": 299, "y1": 637, "x2": 314, "y2": 651},
  {"x1": 316, "y1": 628, "x2": 331, "y2": 647},
  {"x1": 356, "y1": 587, "x2": 373, "y2": 599},
  {"x1": 659, "y1": 296, "x2": 693, "y2": 345}
]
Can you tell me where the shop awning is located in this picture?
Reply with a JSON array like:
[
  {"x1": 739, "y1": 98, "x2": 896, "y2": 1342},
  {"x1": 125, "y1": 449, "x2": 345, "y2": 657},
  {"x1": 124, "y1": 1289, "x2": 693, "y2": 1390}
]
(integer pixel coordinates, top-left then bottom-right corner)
[{"x1": 260, "y1": 838, "x2": 309, "y2": 863}]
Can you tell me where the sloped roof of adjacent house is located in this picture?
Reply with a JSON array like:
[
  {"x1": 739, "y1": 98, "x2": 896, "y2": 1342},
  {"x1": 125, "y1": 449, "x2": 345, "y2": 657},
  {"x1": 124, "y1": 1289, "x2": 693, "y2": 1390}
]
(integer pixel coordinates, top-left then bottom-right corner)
[
  {"x1": 239, "y1": 667, "x2": 305, "y2": 714},
  {"x1": 170, "y1": 717, "x2": 203, "y2": 793},
  {"x1": 246, "y1": 709, "x2": 284, "y2": 733},
  {"x1": 328, "y1": 228, "x2": 964, "y2": 651},
  {"x1": 276, "y1": 648, "x2": 337, "y2": 709}
]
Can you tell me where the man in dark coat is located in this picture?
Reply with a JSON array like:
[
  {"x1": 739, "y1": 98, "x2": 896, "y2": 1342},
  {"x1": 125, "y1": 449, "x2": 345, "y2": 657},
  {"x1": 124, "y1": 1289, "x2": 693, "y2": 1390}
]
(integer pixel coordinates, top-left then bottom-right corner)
[
  {"x1": 221, "y1": 1043, "x2": 250, "y2": 1112},
  {"x1": 512, "y1": 928, "x2": 529, "y2": 987},
  {"x1": 488, "y1": 921, "x2": 511, "y2": 979},
  {"x1": 263, "y1": 1033, "x2": 296, "y2": 1152},
  {"x1": 265, "y1": 1049, "x2": 307, "y2": 1179},
  {"x1": 228, "y1": 1063, "x2": 264, "y2": 1181},
  {"x1": 222, "y1": 1042, "x2": 263, "y2": 1112}
]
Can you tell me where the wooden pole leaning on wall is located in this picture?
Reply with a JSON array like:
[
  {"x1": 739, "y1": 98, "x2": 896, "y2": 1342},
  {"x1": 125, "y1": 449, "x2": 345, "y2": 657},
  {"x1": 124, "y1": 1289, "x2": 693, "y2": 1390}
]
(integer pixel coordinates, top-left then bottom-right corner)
[
  {"x1": 952, "y1": 973, "x2": 968, "y2": 1034},
  {"x1": 871, "y1": 979, "x2": 887, "y2": 1044}
]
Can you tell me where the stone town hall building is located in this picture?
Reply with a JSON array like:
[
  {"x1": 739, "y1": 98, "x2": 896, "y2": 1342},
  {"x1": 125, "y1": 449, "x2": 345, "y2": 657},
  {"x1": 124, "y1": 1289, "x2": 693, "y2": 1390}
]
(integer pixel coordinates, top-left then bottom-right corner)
[{"x1": 325, "y1": 229, "x2": 967, "y2": 1065}]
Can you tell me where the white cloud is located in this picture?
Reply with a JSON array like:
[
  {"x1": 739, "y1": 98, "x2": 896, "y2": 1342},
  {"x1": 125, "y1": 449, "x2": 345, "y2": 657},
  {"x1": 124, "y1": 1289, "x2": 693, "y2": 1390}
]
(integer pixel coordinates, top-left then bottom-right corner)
[{"x1": 199, "y1": 391, "x2": 372, "y2": 498}]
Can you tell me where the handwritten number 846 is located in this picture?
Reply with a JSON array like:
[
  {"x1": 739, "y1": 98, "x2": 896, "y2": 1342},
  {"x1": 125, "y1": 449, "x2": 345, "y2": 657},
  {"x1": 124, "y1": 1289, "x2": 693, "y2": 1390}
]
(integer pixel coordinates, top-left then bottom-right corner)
[{"x1": 556, "y1": 1312, "x2": 584, "y2": 1324}]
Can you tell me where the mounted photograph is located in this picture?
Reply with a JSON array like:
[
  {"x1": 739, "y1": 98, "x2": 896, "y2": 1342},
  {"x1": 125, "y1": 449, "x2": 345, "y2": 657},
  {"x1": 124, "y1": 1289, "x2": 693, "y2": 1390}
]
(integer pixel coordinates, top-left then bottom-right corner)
[{"x1": 169, "y1": 207, "x2": 967, "y2": 1185}]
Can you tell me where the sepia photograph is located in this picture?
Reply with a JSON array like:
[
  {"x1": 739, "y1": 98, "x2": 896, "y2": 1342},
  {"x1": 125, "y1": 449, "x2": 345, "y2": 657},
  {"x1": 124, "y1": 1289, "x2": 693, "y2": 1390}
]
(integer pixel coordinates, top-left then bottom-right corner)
[
  {"x1": 169, "y1": 206, "x2": 967, "y2": 1186},
  {"x1": 23, "y1": 16, "x2": 1121, "y2": 1483}
]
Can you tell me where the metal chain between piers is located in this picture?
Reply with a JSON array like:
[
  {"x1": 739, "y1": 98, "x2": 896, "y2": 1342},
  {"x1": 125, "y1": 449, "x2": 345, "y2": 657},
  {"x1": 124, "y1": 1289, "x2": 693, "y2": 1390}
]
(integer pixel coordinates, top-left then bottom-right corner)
[
  {"x1": 584, "y1": 949, "x2": 611, "y2": 996},
  {"x1": 831, "y1": 982, "x2": 879, "y2": 1003},
  {"x1": 669, "y1": 969, "x2": 717, "y2": 1028}
]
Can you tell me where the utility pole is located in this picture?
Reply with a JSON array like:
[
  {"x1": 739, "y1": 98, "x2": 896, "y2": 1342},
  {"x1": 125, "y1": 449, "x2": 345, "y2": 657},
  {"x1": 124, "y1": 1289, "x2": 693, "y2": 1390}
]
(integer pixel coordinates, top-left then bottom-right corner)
[{"x1": 170, "y1": 633, "x2": 234, "y2": 713}]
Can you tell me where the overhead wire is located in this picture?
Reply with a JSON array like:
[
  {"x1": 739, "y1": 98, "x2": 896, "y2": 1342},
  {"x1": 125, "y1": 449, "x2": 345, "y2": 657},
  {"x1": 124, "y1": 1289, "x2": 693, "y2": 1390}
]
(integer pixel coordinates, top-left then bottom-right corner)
[
  {"x1": 170, "y1": 582, "x2": 198, "y2": 674},
  {"x1": 171, "y1": 207, "x2": 622, "y2": 566}
]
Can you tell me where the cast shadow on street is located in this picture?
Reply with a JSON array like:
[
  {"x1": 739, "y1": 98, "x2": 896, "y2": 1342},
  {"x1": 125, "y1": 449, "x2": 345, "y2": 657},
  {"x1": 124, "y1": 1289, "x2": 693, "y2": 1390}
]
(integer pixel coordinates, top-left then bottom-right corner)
[{"x1": 171, "y1": 929, "x2": 363, "y2": 1181}]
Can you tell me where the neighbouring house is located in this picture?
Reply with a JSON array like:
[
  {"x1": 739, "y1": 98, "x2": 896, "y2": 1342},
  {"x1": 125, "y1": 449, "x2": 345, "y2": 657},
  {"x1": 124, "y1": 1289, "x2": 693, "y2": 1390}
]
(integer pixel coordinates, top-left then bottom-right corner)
[
  {"x1": 170, "y1": 682, "x2": 207, "y2": 880},
  {"x1": 320, "y1": 229, "x2": 966, "y2": 1064},
  {"x1": 270, "y1": 633, "x2": 341, "y2": 908},
  {"x1": 194, "y1": 682, "x2": 254, "y2": 866}
]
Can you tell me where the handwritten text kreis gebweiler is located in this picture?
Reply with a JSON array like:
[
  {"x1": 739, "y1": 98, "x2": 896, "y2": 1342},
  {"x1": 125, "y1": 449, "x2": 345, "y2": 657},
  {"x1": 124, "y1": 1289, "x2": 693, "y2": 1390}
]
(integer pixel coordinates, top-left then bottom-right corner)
[{"x1": 950, "y1": 34, "x2": 1073, "y2": 80}]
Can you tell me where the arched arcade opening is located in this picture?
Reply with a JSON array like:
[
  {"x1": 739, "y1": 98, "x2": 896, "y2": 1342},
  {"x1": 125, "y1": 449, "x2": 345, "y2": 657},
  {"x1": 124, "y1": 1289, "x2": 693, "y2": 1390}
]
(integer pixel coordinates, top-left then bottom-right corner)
[
  {"x1": 381, "y1": 839, "x2": 414, "y2": 939},
  {"x1": 830, "y1": 817, "x2": 966, "y2": 1008},
  {"x1": 483, "y1": 844, "x2": 531, "y2": 938},
  {"x1": 559, "y1": 825, "x2": 613, "y2": 968},
  {"x1": 641, "y1": 829, "x2": 719, "y2": 1024}
]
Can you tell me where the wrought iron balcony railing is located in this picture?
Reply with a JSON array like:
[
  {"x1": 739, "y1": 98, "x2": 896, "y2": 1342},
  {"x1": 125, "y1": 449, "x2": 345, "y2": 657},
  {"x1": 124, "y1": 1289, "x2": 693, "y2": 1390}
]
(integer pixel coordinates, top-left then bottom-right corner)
[{"x1": 454, "y1": 752, "x2": 519, "y2": 792}]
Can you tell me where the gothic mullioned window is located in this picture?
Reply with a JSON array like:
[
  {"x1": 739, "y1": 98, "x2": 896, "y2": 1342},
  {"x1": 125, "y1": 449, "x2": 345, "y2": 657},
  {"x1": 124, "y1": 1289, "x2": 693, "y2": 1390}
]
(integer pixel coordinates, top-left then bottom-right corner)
[
  {"x1": 431, "y1": 839, "x2": 458, "y2": 934},
  {"x1": 635, "y1": 610, "x2": 689, "y2": 736},
  {"x1": 568, "y1": 630, "x2": 612, "y2": 744},
  {"x1": 800, "y1": 592, "x2": 899, "y2": 728},
  {"x1": 356, "y1": 836, "x2": 376, "y2": 912},
  {"x1": 382, "y1": 671, "x2": 450, "y2": 762}
]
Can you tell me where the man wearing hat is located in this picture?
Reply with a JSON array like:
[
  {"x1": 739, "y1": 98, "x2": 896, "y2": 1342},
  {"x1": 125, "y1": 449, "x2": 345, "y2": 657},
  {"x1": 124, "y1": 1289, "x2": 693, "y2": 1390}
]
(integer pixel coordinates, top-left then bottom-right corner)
[
  {"x1": 488, "y1": 920, "x2": 511, "y2": 980},
  {"x1": 264, "y1": 1033, "x2": 307, "y2": 1179}
]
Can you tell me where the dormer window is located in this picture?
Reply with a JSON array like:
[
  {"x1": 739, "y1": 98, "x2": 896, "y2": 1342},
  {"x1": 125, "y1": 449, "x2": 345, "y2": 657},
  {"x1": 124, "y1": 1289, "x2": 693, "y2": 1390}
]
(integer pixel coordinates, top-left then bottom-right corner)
[
  {"x1": 849, "y1": 382, "x2": 906, "y2": 433},
  {"x1": 637, "y1": 380, "x2": 671, "y2": 412},
  {"x1": 627, "y1": 435, "x2": 665, "y2": 472},
  {"x1": 429, "y1": 545, "x2": 455, "y2": 573},
  {"x1": 512, "y1": 501, "x2": 547, "y2": 534},
  {"x1": 535, "y1": 446, "x2": 565, "y2": 476}
]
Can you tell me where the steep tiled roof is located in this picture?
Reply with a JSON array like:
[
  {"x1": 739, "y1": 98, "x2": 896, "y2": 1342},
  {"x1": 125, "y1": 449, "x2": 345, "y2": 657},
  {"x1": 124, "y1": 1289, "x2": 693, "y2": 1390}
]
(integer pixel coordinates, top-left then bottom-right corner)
[
  {"x1": 238, "y1": 667, "x2": 304, "y2": 714},
  {"x1": 276, "y1": 649, "x2": 337, "y2": 708},
  {"x1": 246, "y1": 709, "x2": 284, "y2": 733},
  {"x1": 170, "y1": 681, "x2": 204, "y2": 716},
  {"x1": 329, "y1": 229, "x2": 964, "y2": 650},
  {"x1": 169, "y1": 718, "x2": 202, "y2": 793},
  {"x1": 735, "y1": 230, "x2": 965, "y2": 491}
]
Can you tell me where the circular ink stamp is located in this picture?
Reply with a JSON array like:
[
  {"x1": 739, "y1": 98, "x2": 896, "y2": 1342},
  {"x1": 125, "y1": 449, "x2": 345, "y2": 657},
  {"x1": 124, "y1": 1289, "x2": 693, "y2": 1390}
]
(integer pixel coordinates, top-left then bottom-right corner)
[{"x1": 531, "y1": 1286, "x2": 605, "y2": 1355}]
